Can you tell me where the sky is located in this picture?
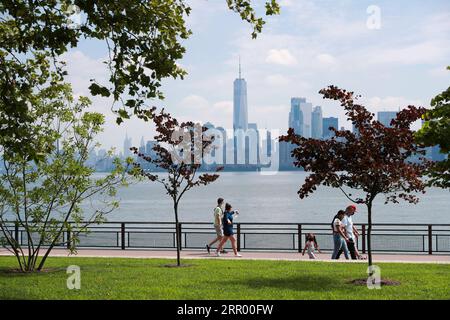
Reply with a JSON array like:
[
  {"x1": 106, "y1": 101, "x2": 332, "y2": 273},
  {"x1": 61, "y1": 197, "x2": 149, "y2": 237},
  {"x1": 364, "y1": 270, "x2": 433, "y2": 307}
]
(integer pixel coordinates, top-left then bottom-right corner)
[{"x1": 63, "y1": 0, "x2": 450, "y2": 153}]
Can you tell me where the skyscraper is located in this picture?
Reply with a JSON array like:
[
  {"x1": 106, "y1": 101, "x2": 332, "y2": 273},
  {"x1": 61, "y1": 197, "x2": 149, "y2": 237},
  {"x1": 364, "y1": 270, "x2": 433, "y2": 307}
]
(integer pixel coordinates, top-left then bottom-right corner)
[
  {"x1": 311, "y1": 106, "x2": 323, "y2": 139},
  {"x1": 377, "y1": 111, "x2": 398, "y2": 128},
  {"x1": 247, "y1": 123, "x2": 260, "y2": 165},
  {"x1": 233, "y1": 59, "x2": 248, "y2": 132},
  {"x1": 233, "y1": 58, "x2": 248, "y2": 165},
  {"x1": 123, "y1": 133, "x2": 132, "y2": 158},
  {"x1": 289, "y1": 97, "x2": 312, "y2": 138},
  {"x1": 289, "y1": 98, "x2": 305, "y2": 136},
  {"x1": 139, "y1": 136, "x2": 145, "y2": 154},
  {"x1": 300, "y1": 100, "x2": 312, "y2": 138},
  {"x1": 322, "y1": 117, "x2": 339, "y2": 139}
]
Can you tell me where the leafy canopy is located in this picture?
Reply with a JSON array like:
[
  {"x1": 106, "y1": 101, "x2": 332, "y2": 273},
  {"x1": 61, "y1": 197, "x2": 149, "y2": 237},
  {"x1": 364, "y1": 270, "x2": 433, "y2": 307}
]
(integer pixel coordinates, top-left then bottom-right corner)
[
  {"x1": 0, "y1": 81, "x2": 131, "y2": 272},
  {"x1": 1, "y1": 0, "x2": 280, "y2": 124},
  {"x1": 416, "y1": 66, "x2": 450, "y2": 188},
  {"x1": 280, "y1": 86, "x2": 429, "y2": 206}
]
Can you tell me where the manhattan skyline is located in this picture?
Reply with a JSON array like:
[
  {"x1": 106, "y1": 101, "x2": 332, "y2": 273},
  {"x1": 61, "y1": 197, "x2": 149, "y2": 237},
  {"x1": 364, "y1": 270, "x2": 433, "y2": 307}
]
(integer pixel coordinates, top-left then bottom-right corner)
[{"x1": 61, "y1": 0, "x2": 450, "y2": 151}]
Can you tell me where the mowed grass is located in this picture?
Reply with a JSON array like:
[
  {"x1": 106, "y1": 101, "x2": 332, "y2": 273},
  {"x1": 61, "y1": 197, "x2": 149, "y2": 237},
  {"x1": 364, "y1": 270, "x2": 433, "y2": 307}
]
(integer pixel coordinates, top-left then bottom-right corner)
[{"x1": 0, "y1": 256, "x2": 449, "y2": 300}]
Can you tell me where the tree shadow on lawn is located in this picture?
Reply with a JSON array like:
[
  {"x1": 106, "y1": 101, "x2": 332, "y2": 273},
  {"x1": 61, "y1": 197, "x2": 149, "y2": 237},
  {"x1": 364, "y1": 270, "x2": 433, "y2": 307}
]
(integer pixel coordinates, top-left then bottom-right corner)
[
  {"x1": 212, "y1": 274, "x2": 347, "y2": 293},
  {"x1": 0, "y1": 267, "x2": 66, "y2": 276}
]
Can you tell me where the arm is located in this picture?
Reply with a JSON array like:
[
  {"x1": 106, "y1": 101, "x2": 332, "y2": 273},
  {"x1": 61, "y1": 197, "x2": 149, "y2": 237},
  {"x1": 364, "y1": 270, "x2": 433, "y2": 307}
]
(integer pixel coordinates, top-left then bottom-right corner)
[
  {"x1": 315, "y1": 243, "x2": 321, "y2": 253},
  {"x1": 353, "y1": 226, "x2": 359, "y2": 239},
  {"x1": 338, "y1": 226, "x2": 349, "y2": 241}
]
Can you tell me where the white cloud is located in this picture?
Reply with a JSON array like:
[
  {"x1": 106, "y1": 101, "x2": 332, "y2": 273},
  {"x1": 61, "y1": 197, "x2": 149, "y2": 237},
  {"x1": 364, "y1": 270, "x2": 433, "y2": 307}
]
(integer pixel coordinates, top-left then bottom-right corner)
[
  {"x1": 265, "y1": 74, "x2": 290, "y2": 86},
  {"x1": 367, "y1": 41, "x2": 450, "y2": 66},
  {"x1": 316, "y1": 53, "x2": 337, "y2": 68},
  {"x1": 265, "y1": 49, "x2": 298, "y2": 66},
  {"x1": 180, "y1": 94, "x2": 209, "y2": 109},
  {"x1": 365, "y1": 96, "x2": 425, "y2": 111}
]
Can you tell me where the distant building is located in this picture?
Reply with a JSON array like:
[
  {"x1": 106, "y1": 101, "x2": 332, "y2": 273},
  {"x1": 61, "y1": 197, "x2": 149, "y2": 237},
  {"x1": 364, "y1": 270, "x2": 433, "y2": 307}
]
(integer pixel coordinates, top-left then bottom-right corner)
[
  {"x1": 378, "y1": 111, "x2": 398, "y2": 128},
  {"x1": 266, "y1": 130, "x2": 272, "y2": 157},
  {"x1": 123, "y1": 133, "x2": 132, "y2": 158},
  {"x1": 233, "y1": 60, "x2": 248, "y2": 132},
  {"x1": 352, "y1": 123, "x2": 359, "y2": 137},
  {"x1": 322, "y1": 117, "x2": 339, "y2": 139},
  {"x1": 204, "y1": 122, "x2": 215, "y2": 130},
  {"x1": 146, "y1": 140, "x2": 157, "y2": 156},
  {"x1": 432, "y1": 145, "x2": 446, "y2": 162},
  {"x1": 311, "y1": 106, "x2": 323, "y2": 139},
  {"x1": 289, "y1": 97, "x2": 305, "y2": 136},
  {"x1": 248, "y1": 123, "x2": 260, "y2": 165},
  {"x1": 233, "y1": 59, "x2": 248, "y2": 165},
  {"x1": 139, "y1": 136, "x2": 146, "y2": 154}
]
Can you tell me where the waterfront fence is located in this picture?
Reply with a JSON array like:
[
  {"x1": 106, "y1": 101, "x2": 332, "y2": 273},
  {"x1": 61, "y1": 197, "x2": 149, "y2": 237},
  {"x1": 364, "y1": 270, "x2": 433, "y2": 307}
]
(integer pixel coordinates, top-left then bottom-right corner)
[{"x1": 1, "y1": 221, "x2": 449, "y2": 254}]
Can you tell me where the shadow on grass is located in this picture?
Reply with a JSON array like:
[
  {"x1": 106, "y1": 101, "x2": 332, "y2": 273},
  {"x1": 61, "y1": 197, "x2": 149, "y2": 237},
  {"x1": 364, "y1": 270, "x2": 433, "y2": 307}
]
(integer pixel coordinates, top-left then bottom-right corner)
[
  {"x1": 0, "y1": 267, "x2": 66, "y2": 276},
  {"x1": 215, "y1": 274, "x2": 346, "y2": 292}
]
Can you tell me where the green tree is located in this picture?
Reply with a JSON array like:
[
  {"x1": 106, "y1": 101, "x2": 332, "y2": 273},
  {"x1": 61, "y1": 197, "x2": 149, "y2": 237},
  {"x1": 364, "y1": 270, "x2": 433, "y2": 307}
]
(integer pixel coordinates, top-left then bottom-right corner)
[
  {"x1": 0, "y1": 79, "x2": 131, "y2": 272},
  {"x1": 131, "y1": 109, "x2": 222, "y2": 267},
  {"x1": 1, "y1": 0, "x2": 280, "y2": 125},
  {"x1": 281, "y1": 86, "x2": 428, "y2": 268},
  {"x1": 416, "y1": 66, "x2": 450, "y2": 188}
]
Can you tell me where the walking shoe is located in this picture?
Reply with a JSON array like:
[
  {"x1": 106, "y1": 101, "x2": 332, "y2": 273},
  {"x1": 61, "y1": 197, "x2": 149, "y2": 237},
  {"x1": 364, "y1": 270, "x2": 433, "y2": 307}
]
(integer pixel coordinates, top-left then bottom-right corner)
[
  {"x1": 216, "y1": 251, "x2": 221, "y2": 257},
  {"x1": 206, "y1": 244, "x2": 211, "y2": 254},
  {"x1": 235, "y1": 253, "x2": 242, "y2": 257}
]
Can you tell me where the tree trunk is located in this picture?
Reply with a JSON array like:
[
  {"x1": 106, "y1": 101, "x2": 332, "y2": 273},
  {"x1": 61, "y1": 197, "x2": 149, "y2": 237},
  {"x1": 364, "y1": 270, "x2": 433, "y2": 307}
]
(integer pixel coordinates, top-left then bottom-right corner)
[
  {"x1": 367, "y1": 201, "x2": 373, "y2": 268},
  {"x1": 174, "y1": 202, "x2": 181, "y2": 267}
]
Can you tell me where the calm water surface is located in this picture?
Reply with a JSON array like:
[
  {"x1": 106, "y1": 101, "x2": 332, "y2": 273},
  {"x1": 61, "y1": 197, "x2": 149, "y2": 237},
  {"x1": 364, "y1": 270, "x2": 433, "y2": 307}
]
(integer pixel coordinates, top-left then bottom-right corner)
[{"x1": 86, "y1": 172, "x2": 450, "y2": 224}]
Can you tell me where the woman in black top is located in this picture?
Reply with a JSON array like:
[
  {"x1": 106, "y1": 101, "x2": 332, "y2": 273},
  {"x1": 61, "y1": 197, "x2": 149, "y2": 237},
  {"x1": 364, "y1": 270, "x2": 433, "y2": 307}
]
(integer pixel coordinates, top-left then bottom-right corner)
[{"x1": 215, "y1": 203, "x2": 242, "y2": 257}]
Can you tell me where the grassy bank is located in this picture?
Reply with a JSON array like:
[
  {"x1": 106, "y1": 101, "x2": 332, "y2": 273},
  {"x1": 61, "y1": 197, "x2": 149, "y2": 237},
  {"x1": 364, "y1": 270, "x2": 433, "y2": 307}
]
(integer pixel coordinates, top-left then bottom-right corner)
[{"x1": 0, "y1": 256, "x2": 449, "y2": 300}]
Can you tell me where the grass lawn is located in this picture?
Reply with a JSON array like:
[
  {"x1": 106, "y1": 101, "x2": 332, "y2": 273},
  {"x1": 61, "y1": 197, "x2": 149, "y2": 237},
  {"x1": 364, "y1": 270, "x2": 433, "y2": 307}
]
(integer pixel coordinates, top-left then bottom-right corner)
[{"x1": 0, "y1": 256, "x2": 449, "y2": 300}]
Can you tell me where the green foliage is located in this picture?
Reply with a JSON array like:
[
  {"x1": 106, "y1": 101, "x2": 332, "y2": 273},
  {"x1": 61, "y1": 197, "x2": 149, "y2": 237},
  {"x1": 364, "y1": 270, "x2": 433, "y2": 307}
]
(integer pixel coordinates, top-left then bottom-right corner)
[
  {"x1": 1, "y1": 0, "x2": 280, "y2": 130},
  {"x1": 226, "y1": 0, "x2": 281, "y2": 38},
  {"x1": 0, "y1": 82, "x2": 131, "y2": 272},
  {"x1": 416, "y1": 66, "x2": 450, "y2": 188}
]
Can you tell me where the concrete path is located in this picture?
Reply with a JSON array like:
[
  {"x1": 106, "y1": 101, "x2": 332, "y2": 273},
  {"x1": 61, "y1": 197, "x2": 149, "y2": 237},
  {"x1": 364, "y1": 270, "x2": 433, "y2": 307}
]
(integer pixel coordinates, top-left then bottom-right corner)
[{"x1": 1, "y1": 248, "x2": 449, "y2": 264}]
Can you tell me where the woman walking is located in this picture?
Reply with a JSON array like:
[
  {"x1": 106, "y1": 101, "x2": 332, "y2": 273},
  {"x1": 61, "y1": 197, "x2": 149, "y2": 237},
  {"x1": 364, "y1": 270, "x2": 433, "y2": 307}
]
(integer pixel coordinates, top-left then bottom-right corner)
[
  {"x1": 331, "y1": 210, "x2": 350, "y2": 259},
  {"x1": 215, "y1": 203, "x2": 242, "y2": 257}
]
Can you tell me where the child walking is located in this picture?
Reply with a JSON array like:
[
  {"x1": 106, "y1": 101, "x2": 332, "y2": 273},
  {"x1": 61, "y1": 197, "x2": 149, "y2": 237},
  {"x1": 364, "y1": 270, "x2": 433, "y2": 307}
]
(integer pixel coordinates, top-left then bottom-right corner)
[{"x1": 302, "y1": 233, "x2": 321, "y2": 259}]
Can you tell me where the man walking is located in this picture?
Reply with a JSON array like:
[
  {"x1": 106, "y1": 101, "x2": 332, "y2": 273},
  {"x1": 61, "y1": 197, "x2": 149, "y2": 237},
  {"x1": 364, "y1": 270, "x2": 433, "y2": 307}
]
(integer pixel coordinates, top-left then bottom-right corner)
[
  {"x1": 337, "y1": 205, "x2": 360, "y2": 260},
  {"x1": 206, "y1": 198, "x2": 225, "y2": 254}
]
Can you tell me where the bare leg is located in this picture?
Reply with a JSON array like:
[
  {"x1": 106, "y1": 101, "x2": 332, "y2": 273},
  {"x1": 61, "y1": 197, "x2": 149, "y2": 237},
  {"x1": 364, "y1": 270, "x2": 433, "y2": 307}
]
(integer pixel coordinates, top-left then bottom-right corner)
[
  {"x1": 209, "y1": 236, "x2": 222, "y2": 247},
  {"x1": 216, "y1": 236, "x2": 229, "y2": 253},
  {"x1": 229, "y1": 236, "x2": 238, "y2": 255}
]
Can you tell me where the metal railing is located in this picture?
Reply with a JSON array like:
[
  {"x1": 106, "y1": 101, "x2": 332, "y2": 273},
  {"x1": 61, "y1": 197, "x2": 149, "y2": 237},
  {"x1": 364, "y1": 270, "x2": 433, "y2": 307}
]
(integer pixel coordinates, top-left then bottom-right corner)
[{"x1": 2, "y1": 221, "x2": 450, "y2": 254}]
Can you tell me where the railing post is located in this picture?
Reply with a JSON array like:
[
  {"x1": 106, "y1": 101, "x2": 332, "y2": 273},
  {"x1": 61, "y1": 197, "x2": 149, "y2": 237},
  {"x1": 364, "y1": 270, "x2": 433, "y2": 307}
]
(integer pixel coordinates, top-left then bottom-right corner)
[
  {"x1": 237, "y1": 223, "x2": 241, "y2": 252},
  {"x1": 14, "y1": 221, "x2": 19, "y2": 245},
  {"x1": 298, "y1": 224, "x2": 302, "y2": 253},
  {"x1": 178, "y1": 222, "x2": 182, "y2": 251},
  {"x1": 121, "y1": 223, "x2": 126, "y2": 250},
  {"x1": 362, "y1": 224, "x2": 366, "y2": 254},
  {"x1": 66, "y1": 228, "x2": 71, "y2": 250},
  {"x1": 428, "y1": 225, "x2": 432, "y2": 255}
]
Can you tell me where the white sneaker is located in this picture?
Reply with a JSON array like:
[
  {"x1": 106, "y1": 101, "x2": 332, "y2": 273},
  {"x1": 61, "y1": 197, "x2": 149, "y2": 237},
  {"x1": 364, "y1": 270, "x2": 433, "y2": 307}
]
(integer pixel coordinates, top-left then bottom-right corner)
[
  {"x1": 216, "y1": 251, "x2": 221, "y2": 257},
  {"x1": 235, "y1": 253, "x2": 242, "y2": 257}
]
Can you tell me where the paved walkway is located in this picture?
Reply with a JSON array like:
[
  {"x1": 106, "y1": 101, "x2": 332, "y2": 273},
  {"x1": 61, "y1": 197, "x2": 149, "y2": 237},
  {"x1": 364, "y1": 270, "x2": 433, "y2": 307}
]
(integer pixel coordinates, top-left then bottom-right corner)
[{"x1": 1, "y1": 248, "x2": 449, "y2": 264}]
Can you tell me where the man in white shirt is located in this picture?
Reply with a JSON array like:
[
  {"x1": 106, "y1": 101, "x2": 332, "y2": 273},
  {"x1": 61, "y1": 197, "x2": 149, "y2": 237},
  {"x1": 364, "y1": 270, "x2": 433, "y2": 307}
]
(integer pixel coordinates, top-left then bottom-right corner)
[
  {"x1": 338, "y1": 205, "x2": 359, "y2": 260},
  {"x1": 206, "y1": 198, "x2": 225, "y2": 254}
]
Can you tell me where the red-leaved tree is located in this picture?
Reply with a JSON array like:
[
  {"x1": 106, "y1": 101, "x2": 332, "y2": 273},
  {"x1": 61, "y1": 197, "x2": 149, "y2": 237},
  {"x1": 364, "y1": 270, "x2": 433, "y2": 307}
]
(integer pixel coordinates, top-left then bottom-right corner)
[
  {"x1": 131, "y1": 108, "x2": 222, "y2": 266},
  {"x1": 280, "y1": 86, "x2": 429, "y2": 267}
]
